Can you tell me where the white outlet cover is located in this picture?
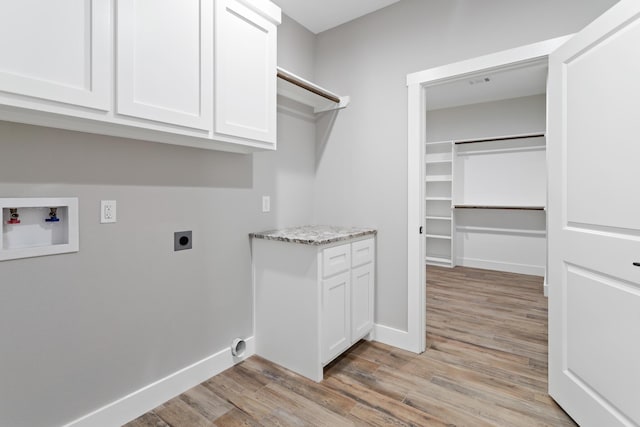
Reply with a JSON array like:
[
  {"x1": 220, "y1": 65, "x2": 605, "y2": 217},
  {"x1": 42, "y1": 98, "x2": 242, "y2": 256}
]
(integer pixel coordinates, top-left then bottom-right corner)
[
  {"x1": 262, "y1": 196, "x2": 271, "y2": 213},
  {"x1": 101, "y1": 200, "x2": 117, "y2": 223}
]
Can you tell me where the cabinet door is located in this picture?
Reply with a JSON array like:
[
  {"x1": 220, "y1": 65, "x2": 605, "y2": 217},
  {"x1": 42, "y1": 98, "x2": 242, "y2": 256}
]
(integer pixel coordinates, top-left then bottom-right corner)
[
  {"x1": 351, "y1": 263, "x2": 374, "y2": 342},
  {"x1": 321, "y1": 272, "x2": 351, "y2": 365},
  {"x1": 116, "y1": 0, "x2": 213, "y2": 130},
  {"x1": 0, "y1": 0, "x2": 110, "y2": 110},
  {"x1": 214, "y1": 0, "x2": 277, "y2": 144}
]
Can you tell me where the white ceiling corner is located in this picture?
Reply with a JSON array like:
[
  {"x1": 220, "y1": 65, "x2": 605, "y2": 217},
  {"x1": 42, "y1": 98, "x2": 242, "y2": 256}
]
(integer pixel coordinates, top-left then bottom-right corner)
[
  {"x1": 426, "y1": 63, "x2": 549, "y2": 111},
  {"x1": 272, "y1": 0, "x2": 402, "y2": 34}
]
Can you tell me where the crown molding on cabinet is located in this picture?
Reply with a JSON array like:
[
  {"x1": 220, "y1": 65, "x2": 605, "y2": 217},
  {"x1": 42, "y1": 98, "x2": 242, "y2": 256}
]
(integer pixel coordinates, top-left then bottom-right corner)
[{"x1": 237, "y1": 0, "x2": 281, "y2": 24}]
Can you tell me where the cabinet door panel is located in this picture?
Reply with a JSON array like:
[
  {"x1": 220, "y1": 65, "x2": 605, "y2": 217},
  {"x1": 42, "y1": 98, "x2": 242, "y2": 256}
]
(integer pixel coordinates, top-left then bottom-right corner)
[
  {"x1": 116, "y1": 0, "x2": 213, "y2": 130},
  {"x1": 351, "y1": 263, "x2": 374, "y2": 341},
  {"x1": 321, "y1": 272, "x2": 350, "y2": 364},
  {"x1": 0, "y1": 0, "x2": 110, "y2": 109},
  {"x1": 214, "y1": 0, "x2": 276, "y2": 143}
]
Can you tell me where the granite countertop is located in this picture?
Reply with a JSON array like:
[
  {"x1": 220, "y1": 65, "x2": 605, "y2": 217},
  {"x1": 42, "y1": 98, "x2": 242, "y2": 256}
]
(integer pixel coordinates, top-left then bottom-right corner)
[{"x1": 250, "y1": 225, "x2": 377, "y2": 246}]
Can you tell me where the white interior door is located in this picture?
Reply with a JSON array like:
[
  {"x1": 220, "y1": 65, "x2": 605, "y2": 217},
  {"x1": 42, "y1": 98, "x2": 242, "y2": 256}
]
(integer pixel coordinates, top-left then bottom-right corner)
[{"x1": 547, "y1": 1, "x2": 640, "y2": 425}]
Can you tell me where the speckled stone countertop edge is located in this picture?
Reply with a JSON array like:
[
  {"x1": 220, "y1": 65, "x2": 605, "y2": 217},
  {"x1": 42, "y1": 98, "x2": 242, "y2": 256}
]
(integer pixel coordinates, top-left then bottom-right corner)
[{"x1": 249, "y1": 226, "x2": 377, "y2": 246}]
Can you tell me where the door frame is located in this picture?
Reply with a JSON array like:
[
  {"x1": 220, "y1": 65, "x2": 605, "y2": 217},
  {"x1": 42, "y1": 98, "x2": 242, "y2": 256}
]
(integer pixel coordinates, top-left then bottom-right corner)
[{"x1": 404, "y1": 35, "x2": 572, "y2": 353}]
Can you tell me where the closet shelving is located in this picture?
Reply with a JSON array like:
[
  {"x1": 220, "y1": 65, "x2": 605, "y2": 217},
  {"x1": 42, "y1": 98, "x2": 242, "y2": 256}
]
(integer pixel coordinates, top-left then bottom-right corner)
[
  {"x1": 452, "y1": 132, "x2": 546, "y2": 209},
  {"x1": 453, "y1": 225, "x2": 546, "y2": 236},
  {"x1": 424, "y1": 140, "x2": 454, "y2": 267},
  {"x1": 425, "y1": 233, "x2": 452, "y2": 239},
  {"x1": 276, "y1": 67, "x2": 350, "y2": 113},
  {"x1": 454, "y1": 131, "x2": 546, "y2": 273},
  {"x1": 453, "y1": 132, "x2": 545, "y2": 144},
  {"x1": 425, "y1": 132, "x2": 547, "y2": 269},
  {"x1": 454, "y1": 205, "x2": 545, "y2": 210}
]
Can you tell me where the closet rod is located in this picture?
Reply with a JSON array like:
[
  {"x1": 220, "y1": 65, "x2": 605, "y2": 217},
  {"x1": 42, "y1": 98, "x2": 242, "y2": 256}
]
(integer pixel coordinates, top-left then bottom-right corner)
[
  {"x1": 454, "y1": 133, "x2": 545, "y2": 145},
  {"x1": 454, "y1": 205, "x2": 545, "y2": 211},
  {"x1": 277, "y1": 70, "x2": 341, "y2": 103}
]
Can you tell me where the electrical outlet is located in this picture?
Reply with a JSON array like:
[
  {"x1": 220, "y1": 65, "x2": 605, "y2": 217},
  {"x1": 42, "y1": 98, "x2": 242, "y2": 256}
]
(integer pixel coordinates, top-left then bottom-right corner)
[
  {"x1": 262, "y1": 196, "x2": 270, "y2": 213},
  {"x1": 100, "y1": 200, "x2": 117, "y2": 223},
  {"x1": 174, "y1": 231, "x2": 192, "y2": 251}
]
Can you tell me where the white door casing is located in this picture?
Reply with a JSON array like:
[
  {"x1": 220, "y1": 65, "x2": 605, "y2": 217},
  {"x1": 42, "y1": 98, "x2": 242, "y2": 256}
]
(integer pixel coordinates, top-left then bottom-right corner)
[
  {"x1": 405, "y1": 36, "x2": 571, "y2": 354},
  {"x1": 116, "y1": 0, "x2": 213, "y2": 130},
  {"x1": 0, "y1": 0, "x2": 110, "y2": 110},
  {"x1": 547, "y1": 1, "x2": 640, "y2": 425}
]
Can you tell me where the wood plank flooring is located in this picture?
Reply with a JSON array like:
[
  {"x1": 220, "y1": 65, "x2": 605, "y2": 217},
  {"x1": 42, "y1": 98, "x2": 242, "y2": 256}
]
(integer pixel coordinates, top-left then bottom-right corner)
[{"x1": 125, "y1": 266, "x2": 575, "y2": 426}]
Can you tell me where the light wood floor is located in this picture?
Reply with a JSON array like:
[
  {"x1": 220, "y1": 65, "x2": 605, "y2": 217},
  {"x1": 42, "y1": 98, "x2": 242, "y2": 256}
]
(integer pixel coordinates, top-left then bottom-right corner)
[{"x1": 125, "y1": 266, "x2": 576, "y2": 426}]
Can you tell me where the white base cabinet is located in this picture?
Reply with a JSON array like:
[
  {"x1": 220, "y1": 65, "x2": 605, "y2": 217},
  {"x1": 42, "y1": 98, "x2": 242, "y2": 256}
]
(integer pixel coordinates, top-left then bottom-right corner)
[{"x1": 253, "y1": 236, "x2": 375, "y2": 382}]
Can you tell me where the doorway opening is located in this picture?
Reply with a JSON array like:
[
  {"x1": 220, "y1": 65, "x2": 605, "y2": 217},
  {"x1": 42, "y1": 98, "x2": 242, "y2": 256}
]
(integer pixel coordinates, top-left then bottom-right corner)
[{"x1": 405, "y1": 36, "x2": 571, "y2": 353}]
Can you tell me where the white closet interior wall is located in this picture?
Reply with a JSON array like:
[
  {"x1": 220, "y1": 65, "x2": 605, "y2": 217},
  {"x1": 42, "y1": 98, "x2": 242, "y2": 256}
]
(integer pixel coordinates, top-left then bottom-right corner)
[{"x1": 426, "y1": 94, "x2": 546, "y2": 141}]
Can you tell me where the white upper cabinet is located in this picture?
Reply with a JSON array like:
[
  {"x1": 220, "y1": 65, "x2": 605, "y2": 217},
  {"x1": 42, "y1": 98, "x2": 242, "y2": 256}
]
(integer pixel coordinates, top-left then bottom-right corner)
[
  {"x1": 0, "y1": 0, "x2": 280, "y2": 153},
  {"x1": 0, "y1": 0, "x2": 110, "y2": 110},
  {"x1": 116, "y1": 0, "x2": 213, "y2": 131},
  {"x1": 214, "y1": 0, "x2": 277, "y2": 144}
]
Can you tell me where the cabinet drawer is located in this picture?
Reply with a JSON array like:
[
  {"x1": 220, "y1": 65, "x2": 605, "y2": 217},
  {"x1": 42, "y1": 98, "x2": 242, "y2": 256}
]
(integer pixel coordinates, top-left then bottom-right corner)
[
  {"x1": 323, "y1": 243, "x2": 351, "y2": 278},
  {"x1": 351, "y1": 238, "x2": 374, "y2": 267}
]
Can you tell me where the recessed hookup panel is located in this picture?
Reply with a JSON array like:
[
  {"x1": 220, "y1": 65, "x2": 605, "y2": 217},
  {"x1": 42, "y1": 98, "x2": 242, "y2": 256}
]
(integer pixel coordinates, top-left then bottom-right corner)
[
  {"x1": 0, "y1": 197, "x2": 79, "y2": 261},
  {"x1": 174, "y1": 231, "x2": 192, "y2": 251}
]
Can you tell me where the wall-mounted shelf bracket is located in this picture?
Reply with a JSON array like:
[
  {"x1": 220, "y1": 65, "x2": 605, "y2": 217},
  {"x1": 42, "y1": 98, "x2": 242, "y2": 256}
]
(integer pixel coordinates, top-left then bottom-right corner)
[{"x1": 277, "y1": 67, "x2": 350, "y2": 114}]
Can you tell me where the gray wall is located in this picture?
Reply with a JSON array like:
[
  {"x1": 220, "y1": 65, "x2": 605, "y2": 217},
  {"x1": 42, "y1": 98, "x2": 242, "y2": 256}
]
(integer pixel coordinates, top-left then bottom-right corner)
[
  {"x1": 313, "y1": 0, "x2": 618, "y2": 330},
  {"x1": 277, "y1": 14, "x2": 316, "y2": 81},
  {"x1": 0, "y1": 16, "x2": 317, "y2": 427},
  {"x1": 426, "y1": 94, "x2": 546, "y2": 142}
]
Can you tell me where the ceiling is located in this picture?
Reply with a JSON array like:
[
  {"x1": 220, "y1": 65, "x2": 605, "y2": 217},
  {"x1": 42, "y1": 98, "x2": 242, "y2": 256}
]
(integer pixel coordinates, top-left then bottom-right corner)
[
  {"x1": 426, "y1": 63, "x2": 549, "y2": 111},
  {"x1": 272, "y1": 0, "x2": 402, "y2": 34},
  {"x1": 272, "y1": 1, "x2": 547, "y2": 109}
]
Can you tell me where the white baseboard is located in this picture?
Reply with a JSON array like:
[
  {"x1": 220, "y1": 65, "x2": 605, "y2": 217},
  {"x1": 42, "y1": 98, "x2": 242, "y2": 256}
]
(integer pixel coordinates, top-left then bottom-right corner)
[
  {"x1": 544, "y1": 274, "x2": 549, "y2": 297},
  {"x1": 64, "y1": 337, "x2": 255, "y2": 427},
  {"x1": 372, "y1": 323, "x2": 417, "y2": 353},
  {"x1": 456, "y1": 257, "x2": 545, "y2": 277}
]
